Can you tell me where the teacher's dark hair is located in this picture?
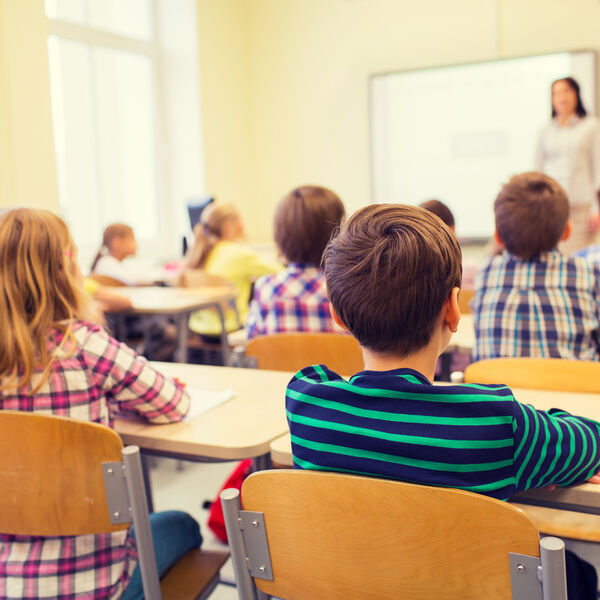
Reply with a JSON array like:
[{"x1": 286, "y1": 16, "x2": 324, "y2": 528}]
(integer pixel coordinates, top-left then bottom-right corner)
[{"x1": 551, "y1": 77, "x2": 587, "y2": 118}]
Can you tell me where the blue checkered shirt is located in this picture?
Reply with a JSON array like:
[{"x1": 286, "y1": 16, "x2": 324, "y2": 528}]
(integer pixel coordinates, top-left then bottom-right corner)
[
  {"x1": 245, "y1": 264, "x2": 339, "y2": 338},
  {"x1": 471, "y1": 250, "x2": 600, "y2": 362}
]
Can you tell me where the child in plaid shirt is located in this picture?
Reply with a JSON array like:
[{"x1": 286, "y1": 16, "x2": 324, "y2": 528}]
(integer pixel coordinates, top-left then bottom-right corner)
[
  {"x1": 471, "y1": 172, "x2": 600, "y2": 362},
  {"x1": 246, "y1": 185, "x2": 345, "y2": 338},
  {"x1": 0, "y1": 209, "x2": 201, "y2": 600}
]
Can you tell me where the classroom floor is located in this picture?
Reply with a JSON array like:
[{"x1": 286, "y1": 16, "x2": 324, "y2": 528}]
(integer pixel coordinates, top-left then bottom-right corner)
[{"x1": 151, "y1": 457, "x2": 600, "y2": 598}]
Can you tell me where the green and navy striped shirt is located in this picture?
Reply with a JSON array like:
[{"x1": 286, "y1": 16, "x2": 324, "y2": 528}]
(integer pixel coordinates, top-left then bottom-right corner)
[{"x1": 286, "y1": 365, "x2": 600, "y2": 500}]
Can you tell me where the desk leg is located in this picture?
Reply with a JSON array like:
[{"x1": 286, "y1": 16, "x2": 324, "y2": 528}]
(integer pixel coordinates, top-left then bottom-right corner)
[
  {"x1": 252, "y1": 454, "x2": 272, "y2": 472},
  {"x1": 215, "y1": 304, "x2": 230, "y2": 366},
  {"x1": 174, "y1": 313, "x2": 189, "y2": 363},
  {"x1": 141, "y1": 453, "x2": 155, "y2": 514}
]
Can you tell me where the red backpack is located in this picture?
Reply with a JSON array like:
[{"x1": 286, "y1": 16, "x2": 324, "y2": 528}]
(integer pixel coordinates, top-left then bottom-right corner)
[{"x1": 207, "y1": 459, "x2": 253, "y2": 543}]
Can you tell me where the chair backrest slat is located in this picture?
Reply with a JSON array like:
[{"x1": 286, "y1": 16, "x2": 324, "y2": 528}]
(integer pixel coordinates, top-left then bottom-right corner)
[
  {"x1": 464, "y1": 358, "x2": 600, "y2": 393},
  {"x1": 0, "y1": 411, "x2": 128, "y2": 535},
  {"x1": 241, "y1": 470, "x2": 541, "y2": 600},
  {"x1": 245, "y1": 333, "x2": 363, "y2": 374}
]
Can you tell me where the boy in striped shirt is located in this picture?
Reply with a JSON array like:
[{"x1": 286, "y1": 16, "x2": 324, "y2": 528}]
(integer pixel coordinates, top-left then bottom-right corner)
[{"x1": 286, "y1": 204, "x2": 600, "y2": 597}]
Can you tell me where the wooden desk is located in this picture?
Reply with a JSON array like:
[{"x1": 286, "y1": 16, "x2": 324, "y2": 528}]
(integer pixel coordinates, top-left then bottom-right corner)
[
  {"x1": 269, "y1": 385, "x2": 600, "y2": 515},
  {"x1": 115, "y1": 363, "x2": 291, "y2": 464},
  {"x1": 109, "y1": 286, "x2": 237, "y2": 362}
]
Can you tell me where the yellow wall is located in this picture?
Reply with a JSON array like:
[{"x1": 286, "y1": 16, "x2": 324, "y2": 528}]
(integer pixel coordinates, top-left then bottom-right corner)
[
  {"x1": 0, "y1": 0, "x2": 59, "y2": 211},
  {"x1": 198, "y1": 0, "x2": 600, "y2": 242},
  {"x1": 1, "y1": 0, "x2": 599, "y2": 240}
]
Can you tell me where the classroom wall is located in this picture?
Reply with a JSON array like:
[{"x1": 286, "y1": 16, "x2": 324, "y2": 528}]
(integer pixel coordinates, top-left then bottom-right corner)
[
  {"x1": 197, "y1": 0, "x2": 600, "y2": 242},
  {"x1": 0, "y1": 0, "x2": 59, "y2": 212},
  {"x1": 1, "y1": 1, "x2": 599, "y2": 243}
]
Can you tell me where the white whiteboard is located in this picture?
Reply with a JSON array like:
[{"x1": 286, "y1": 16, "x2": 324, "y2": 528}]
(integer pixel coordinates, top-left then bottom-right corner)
[{"x1": 370, "y1": 51, "x2": 597, "y2": 239}]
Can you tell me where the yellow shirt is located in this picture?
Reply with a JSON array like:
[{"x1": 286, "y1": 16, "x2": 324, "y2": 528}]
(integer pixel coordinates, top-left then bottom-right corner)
[{"x1": 188, "y1": 241, "x2": 282, "y2": 336}]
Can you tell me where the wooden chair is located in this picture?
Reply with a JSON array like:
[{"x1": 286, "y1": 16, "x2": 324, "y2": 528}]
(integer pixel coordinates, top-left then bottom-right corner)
[
  {"x1": 221, "y1": 469, "x2": 567, "y2": 600},
  {"x1": 87, "y1": 273, "x2": 127, "y2": 287},
  {"x1": 464, "y1": 357, "x2": 600, "y2": 393},
  {"x1": 464, "y1": 358, "x2": 600, "y2": 542},
  {"x1": 0, "y1": 411, "x2": 228, "y2": 600},
  {"x1": 245, "y1": 332, "x2": 363, "y2": 374}
]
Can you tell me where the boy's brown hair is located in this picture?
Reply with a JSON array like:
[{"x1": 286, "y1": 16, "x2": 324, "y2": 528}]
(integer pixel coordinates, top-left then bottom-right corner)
[
  {"x1": 494, "y1": 172, "x2": 569, "y2": 259},
  {"x1": 274, "y1": 185, "x2": 345, "y2": 267},
  {"x1": 324, "y1": 204, "x2": 462, "y2": 356}
]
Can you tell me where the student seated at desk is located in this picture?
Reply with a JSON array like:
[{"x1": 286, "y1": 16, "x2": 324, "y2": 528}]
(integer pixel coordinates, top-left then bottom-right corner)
[
  {"x1": 471, "y1": 172, "x2": 600, "y2": 362},
  {"x1": 246, "y1": 185, "x2": 345, "y2": 338},
  {"x1": 0, "y1": 209, "x2": 202, "y2": 600},
  {"x1": 286, "y1": 204, "x2": 600, "y2": 599},
  {"x1": 91, "y1": 223, "x2": 177, "y2": 360},
  {"x1": 184, "y1": 204, "x2": 281, "y2": 338},
  {"x1": 91, "y1": 223, "x2": 154, "y2": 286}
]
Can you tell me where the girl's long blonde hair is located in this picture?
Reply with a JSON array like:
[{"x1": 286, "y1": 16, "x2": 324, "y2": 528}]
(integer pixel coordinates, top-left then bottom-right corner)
[
  {"x1": 184, "y1": 204, "x2": 240, "y2": 269},
  {"x1": 0, "y1": 209, "x2": 92, "y2": 392}
]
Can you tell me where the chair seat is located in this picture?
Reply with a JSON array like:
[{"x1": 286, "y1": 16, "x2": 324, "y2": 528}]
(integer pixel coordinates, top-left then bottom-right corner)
[
  {"x1": 160, "y1": 549, "x2": 230, "y2": 600},
  {"x1": 514, "y1": 504, "x2": 600, "y2": 542}
]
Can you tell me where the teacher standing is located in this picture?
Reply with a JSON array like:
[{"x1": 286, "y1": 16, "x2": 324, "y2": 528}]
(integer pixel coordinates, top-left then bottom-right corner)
[{"x1": 535, "y1": 77, "x2": 600, "y2": 254}]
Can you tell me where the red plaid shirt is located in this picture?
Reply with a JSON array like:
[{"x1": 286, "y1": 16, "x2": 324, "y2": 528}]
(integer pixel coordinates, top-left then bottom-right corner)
[{"x1": 0, "y1": 321, "x2": 190, "y2": 599}]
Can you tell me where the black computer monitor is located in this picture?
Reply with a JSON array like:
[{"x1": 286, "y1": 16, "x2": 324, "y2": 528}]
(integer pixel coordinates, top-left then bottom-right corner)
[{"x1": 187, "y1": 196, "x2": 214, "y2": 230}]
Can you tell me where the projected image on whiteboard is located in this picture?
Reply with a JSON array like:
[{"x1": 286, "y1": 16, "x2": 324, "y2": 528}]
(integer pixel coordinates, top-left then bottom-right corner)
[{"x1": 370, "y1": 51, "x2": 597, "y2": 239}]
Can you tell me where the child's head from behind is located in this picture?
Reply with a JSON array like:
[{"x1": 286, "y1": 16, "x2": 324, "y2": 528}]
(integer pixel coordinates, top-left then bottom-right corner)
[
  {"x1": 494, "y1": 172, "x2": 569, "y2": 259},
  {"x1": 274, "y1": 185, "x2": 345, "y2": 267},
  {"x1": 324, "y1": 204, "x2": 462, "y2": 357},
  {"x1": 419, "y1": 199, "x2": 455, "y2": 232},
  {"x1": 0, "y1": 209, "x2": 90, "y2": 388},
  {"x1": 0, "y1": 209, "x2": 81, "y2": 318},
  {"x1": 186, "y1": 204, "x2": 242, "y2": 270},
  {"x1": 201, "y1": 204, "x2": 243, "y2": 241},
  {"x1": 102, "y1": 223, "x2": 137, "y2": 260}
]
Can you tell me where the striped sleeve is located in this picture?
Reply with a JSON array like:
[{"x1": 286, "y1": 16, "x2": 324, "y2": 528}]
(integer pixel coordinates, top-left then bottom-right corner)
[
  {"x1": 77, "y1": 324, "x2": 190, "y2": 423},
  {"x1": 513, "y1": 401, "x2": 600, "y2": 492}
]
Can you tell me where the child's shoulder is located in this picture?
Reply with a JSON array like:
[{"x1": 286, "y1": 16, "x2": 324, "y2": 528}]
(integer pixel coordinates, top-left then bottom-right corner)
[{"x1": 288, "y1": 365, "x2": 516, "y2": 403}]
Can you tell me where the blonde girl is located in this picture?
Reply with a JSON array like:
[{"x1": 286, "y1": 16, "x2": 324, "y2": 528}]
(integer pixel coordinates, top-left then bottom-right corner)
[
  {"x1": 184, "y1": 203, "x2": 281, "y2": 337},
  {"x1": 0, "y1": 209, "x2": 201, "y2": 600}
]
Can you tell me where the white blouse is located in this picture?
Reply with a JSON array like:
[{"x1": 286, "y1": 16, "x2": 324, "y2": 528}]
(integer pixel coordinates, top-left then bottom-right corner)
[{"x1": 535, "y1": 115, "x2": 600, "y2": 213}]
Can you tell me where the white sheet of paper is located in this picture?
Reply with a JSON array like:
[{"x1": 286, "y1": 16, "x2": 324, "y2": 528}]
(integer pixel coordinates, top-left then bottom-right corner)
[{"x1": 185, "y1": 387, "x2": 235, "y2": 419}]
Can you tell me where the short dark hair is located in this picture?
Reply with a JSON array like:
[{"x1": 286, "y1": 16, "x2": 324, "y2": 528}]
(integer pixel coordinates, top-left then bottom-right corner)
[
  {"x1": 419, "y1": 199, "x2": 455, "y2": 229},
  {"x1": 324, "y1": 204, "x2": 462, "y2": 357},
  {"x1": 494, "y1": 172, "x2": 569, "y2": 259},
  {"x1": 274, "y1": 185, "x2": 345, "y2": 266},
  {"x1": 551, "y1": 77, "x2": 587, "y2": 118}
]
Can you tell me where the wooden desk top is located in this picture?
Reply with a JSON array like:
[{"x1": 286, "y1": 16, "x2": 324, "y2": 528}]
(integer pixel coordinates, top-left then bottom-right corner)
[
  {"x1": 115, "y1": 363, "x2": 291, "y2": 460},
  {"x1": 114, "y1": 286, "x2": 237, "y2": 315},
  {"x1": 269, "y1": 385, "x2": 600, "y2": 512}
]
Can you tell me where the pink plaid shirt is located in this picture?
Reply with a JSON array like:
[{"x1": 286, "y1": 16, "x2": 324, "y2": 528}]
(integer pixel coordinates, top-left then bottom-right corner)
[{"x1": 0, "y1": 321, "x2": 190, "y2": 600}]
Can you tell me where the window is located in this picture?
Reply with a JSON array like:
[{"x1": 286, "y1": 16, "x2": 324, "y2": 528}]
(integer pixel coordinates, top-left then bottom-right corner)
[{"x1": 46, "y1": 0, "x2": 204, "y2": 266}]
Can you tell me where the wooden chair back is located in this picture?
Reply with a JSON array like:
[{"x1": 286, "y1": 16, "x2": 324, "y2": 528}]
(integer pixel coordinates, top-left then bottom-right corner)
[
  {"x1": 458, "y1": 288, "x2": 474, "y2": 314},
  {"x1": 0, "y1": 411, "x2": 229, "y2": 600},
  {"x1": 87, "y1": 273, "x2": 127, "y2": 287},
  {"x1": 245, "y1": 333, "x2": 363, "y2": 374},
  {"x1": 464, "y1": 358, "x2": 600, "y2": 393},
  {"x1": 225, "y1": 470, "x2": 550, "y2": 600},
  {"x1": 0, "y1": 411, "x2": 127, "y2": 536},
  {"x1": 180, "y1": 269, "x2": 233, "y2": 289}
]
